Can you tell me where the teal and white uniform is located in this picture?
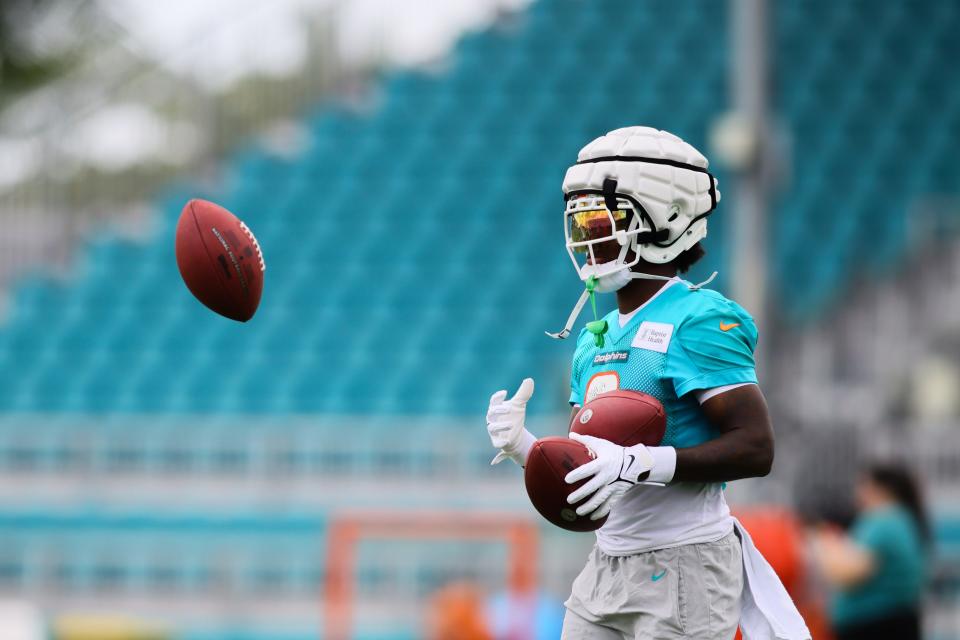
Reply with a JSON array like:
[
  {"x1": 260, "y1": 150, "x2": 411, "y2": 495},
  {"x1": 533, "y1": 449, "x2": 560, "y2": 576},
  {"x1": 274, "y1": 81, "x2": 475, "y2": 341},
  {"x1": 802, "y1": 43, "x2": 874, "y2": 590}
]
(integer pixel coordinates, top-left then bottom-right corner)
[{"x1": 568, "y1": 277, "x2": 758, "y2": 555}]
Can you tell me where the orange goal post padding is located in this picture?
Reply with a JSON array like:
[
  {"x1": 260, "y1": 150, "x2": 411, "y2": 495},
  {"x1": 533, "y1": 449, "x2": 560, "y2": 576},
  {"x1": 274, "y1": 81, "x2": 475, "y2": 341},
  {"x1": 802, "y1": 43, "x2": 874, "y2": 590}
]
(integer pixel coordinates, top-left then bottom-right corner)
[{"x1": 324, "y1": 511, "x2": 540, "y2": 640}]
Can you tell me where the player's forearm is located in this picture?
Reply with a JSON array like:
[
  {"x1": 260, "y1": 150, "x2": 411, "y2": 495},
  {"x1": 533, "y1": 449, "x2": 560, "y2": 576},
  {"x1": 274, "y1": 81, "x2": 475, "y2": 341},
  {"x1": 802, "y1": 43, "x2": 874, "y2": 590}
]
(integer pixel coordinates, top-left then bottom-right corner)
[
  {"x1": 671, "y1": 384, "x2": 775, "y2": 482},
  {"x1": 672, "y1": 428, "x2": 774, "y2": 482}
]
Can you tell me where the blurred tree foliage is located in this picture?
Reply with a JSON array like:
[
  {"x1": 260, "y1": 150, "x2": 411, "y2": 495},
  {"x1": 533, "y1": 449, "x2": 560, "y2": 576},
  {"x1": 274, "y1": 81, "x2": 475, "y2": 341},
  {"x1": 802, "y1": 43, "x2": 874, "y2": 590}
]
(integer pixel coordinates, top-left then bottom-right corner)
[{"x1": 0, "y1": 0, "x2": 92, "y2": 100}]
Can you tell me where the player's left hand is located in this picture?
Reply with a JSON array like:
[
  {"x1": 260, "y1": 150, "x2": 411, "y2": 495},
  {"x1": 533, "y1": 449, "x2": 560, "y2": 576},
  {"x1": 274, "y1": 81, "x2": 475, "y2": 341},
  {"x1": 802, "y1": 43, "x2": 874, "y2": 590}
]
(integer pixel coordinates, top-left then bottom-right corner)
[
  {"x1": 564, "y1": 433, "x2": 654, "y2": 520},
  {"x1": 487, "y1": 378, "x2": 537, "y2": 466}
]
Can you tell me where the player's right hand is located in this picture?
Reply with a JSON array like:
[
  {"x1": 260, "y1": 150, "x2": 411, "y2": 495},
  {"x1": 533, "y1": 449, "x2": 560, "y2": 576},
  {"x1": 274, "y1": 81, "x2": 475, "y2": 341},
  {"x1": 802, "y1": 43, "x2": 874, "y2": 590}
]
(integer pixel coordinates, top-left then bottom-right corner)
[
  {"x1": 564, "y1": 432, "x2": 654, "y2": 520},
  {"x1": 487, "y1": 378, "x2": 537, "y2": 466}
]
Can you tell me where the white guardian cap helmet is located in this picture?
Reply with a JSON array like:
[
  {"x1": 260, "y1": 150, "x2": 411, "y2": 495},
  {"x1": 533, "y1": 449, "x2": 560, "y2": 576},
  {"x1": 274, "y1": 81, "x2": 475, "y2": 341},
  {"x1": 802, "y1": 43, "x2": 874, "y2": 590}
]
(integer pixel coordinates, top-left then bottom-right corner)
[{"x1": 547, "y1": 127, "x2": 720, "y2": 345}]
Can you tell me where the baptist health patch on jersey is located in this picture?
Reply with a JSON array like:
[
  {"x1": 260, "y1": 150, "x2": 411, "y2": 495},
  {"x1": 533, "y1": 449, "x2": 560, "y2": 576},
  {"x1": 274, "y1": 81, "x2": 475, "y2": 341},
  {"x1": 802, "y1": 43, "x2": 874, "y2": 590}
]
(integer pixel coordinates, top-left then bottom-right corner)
[{"x1": 631, "y1": 321, "x2": 674, "y2": 353}]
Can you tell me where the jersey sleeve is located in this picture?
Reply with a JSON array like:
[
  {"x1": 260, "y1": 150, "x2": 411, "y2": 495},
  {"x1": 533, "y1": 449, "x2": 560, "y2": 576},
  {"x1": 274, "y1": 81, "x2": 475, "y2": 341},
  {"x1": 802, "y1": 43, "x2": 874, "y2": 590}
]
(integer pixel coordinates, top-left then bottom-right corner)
[
  {"x1": 665, "y1": 297, "x2": 759, "y2": 398},
  {"x1": 568, "y1": 328, "x2": 590, "y2": 406}
]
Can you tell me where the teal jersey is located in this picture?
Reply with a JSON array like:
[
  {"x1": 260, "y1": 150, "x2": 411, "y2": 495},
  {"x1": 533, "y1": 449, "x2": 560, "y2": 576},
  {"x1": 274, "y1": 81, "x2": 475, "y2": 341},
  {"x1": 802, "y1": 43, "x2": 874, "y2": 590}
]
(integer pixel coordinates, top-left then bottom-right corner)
[
  {"x1": 832, "y1": 505, "x2": 927, "y2": 628},
  {"x1": 569, "y1": 280, "x2": 758, "y2": 448}
]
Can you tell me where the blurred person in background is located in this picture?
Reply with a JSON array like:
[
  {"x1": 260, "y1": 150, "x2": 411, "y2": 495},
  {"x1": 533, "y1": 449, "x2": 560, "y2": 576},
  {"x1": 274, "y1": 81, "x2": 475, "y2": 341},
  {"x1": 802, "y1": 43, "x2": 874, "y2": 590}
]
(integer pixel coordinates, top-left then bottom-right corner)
[
  {"x1": 810, "y1": 462, "x2": 930, "y2": 640},
  {"x1": 485, "y1": 587, "x2": 565, "y2": 640},
  {"x1": 426, "y1": 582, "x2": 493, "y2": 640}
]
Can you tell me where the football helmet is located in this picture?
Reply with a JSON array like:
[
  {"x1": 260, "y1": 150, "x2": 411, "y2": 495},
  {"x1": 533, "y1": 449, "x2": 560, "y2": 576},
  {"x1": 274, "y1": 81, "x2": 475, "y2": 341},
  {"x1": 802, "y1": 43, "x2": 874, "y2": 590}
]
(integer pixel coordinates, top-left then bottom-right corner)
[{"x1": 548, "y1": 127, "x2": 720, "y2": 342}]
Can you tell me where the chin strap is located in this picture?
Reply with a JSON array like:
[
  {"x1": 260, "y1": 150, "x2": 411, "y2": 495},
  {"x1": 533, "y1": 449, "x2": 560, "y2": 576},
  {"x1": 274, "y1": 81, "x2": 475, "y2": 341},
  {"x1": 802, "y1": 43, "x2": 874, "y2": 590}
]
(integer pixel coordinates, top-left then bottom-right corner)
[
  {"x1": 545, "y1": 271, "x2": 720, "y2": 344},
  {"x1": 545, "y1": 276, "x2": 600, "y2": 342},
  {"x1": 687, "y1": 271, "x2": 718, "y2": 290}
]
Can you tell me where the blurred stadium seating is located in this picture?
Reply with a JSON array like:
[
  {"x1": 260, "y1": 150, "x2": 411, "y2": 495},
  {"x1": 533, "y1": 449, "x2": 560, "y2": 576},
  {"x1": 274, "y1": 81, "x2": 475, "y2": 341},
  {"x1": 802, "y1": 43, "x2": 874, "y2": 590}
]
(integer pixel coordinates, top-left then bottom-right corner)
[
  {"x1": 0, "y1": 0, "x2": 730, "y2": 418},
  {"x1": 0, "y1": 0, "x2": 959, "y2": 637},
  {"x1": 773, "y1": 0, "x2": 960, "y2": 322}
]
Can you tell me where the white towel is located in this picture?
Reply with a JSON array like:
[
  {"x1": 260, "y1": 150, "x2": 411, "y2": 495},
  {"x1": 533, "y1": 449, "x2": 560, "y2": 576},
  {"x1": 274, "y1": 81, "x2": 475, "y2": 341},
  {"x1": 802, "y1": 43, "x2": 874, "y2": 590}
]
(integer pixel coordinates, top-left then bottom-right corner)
[{"x1": 733, "y1": 517, "x2": 812, "y2": 640}]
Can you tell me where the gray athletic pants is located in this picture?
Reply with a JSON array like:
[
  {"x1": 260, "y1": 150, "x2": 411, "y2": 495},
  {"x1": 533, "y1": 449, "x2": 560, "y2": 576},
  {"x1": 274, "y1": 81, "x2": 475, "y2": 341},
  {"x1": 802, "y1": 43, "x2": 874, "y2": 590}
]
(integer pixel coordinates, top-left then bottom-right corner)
[{"x1": 561, "y1": 531, "x2": 743, "y2": 639}]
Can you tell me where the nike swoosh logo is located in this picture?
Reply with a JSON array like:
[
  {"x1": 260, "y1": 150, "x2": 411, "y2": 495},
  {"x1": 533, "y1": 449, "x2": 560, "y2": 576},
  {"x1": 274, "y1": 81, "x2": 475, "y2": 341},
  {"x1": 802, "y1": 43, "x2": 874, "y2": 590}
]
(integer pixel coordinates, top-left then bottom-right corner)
[
  {"x1": 719, "y1": 321, "x2": 740, "y2": 332},
  {"x1": 651, "y1": 569, "x2": 667, "y2": 582}
]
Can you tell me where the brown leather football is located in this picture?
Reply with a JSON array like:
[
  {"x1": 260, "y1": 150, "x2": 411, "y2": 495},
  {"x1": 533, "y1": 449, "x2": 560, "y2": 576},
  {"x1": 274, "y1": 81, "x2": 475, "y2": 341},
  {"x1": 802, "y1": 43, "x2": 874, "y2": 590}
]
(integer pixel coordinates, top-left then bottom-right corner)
[
  {"x1": 175, "y1": 199, "x2": 265, "y2": 322},
  {"x1": 571, "y1": 389, "x2": 666, "y2": 446},
  {"x1": 524, "y1": 436, "x2": 606, "y2": 532}
]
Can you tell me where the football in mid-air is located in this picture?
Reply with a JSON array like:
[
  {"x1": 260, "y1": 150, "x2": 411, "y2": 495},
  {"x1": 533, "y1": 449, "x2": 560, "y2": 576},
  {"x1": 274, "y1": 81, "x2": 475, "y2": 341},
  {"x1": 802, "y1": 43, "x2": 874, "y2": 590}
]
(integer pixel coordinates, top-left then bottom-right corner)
[
  {"x1": 175, "y1": 199, "x2": 265, "y2": 322},
  {"x1": 524, "y1": 436, "x2": 607, "y2": 532},
  {"x1": 571, "y1": 389, "x2": 666, "y2": 446}
]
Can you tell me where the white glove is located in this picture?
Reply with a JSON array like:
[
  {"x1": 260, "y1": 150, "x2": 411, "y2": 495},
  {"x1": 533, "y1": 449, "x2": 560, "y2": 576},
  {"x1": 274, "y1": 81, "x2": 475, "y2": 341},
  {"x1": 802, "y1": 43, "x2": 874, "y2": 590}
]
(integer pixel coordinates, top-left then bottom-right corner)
[
  {"x1": 564, "y1": 433, "x2": 675, "y2": 521},
  {"x1": 486, "y1": 378, "x2": 537, "y2": 466}
]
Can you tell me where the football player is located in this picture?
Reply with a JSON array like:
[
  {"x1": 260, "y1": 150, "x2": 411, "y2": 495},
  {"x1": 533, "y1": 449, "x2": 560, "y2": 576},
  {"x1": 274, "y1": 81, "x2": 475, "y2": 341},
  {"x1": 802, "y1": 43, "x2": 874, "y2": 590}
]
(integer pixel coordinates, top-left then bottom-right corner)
[{"x1": 486, "y1": 127, "x2": 810, "y2": 639}]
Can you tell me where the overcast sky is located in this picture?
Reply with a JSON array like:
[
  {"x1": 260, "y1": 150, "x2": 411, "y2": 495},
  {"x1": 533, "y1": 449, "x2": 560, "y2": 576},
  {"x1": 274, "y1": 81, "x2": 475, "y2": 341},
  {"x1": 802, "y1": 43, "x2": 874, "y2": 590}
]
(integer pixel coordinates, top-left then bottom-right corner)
[
  {"x1": 99, "y1": 0, "x2": 531, "y2": 88},
  {"x1": 0, "y1": 0, "x2": 532, "y2": 185}
]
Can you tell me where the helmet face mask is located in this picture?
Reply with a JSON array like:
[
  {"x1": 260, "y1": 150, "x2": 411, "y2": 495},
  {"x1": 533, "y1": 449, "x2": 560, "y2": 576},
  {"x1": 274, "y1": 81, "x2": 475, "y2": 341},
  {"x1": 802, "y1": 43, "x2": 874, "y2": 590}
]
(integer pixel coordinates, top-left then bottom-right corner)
[{"x1": 564, "y1": 192, "x2": 649, "y2": 281}]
